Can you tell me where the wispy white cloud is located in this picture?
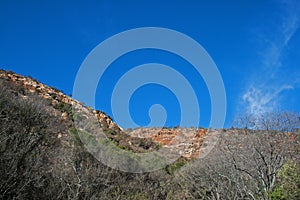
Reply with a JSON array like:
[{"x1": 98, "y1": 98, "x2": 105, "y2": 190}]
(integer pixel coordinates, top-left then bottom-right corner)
[
  {"x1": 242, "y1": 85, "x2": 294, "y2": 115},
  {"x1": 282, "y1": 2, "x2": 300, "y2": 45},
  {"x1": 261, "y1": 2, "x2": 300, "y2": 70},
  {"x1": 241, "y1": 0, "x2": 300, "y2": 115}
]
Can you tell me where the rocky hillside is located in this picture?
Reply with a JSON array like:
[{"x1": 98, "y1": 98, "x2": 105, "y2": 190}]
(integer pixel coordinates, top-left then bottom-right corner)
[
  {"x1": 127, "y1": 127, "x2": 210, "y2": 159},
  {"x1": 1, "y1": 69, "x2": 299, "y2": 200},
  {"x1": 0, "y1": 69, "x2": 185, "y2": 199},
  {"x1": 0, "y1": 69, "x2": 212, "y2": 160},
  {"x1": 0, "y1": 69, "x2": 120, "y2": 131}
]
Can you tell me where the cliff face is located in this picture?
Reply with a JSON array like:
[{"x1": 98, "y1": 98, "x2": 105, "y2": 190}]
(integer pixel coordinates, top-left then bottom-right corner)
[{"x1": 128, "y1": 127, "x2": 209, "y2": 159}]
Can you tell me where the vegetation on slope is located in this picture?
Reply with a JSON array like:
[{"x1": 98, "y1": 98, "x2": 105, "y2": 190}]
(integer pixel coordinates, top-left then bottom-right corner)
[
  {"x1": 0, "y1": 75, "x2": 182, "y2": 199},
  {"x1": 0, "y1": 70, "x2": 299, "y2": 199}
]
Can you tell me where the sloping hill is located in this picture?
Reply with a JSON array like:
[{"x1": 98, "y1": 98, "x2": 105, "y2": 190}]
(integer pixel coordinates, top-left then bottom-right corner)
[
  {"x1": 0, "y1": 70, "x2": 178, "y2": 199},
  {"x1": 0, "y1": 69, "x2": 210, "y2": 199},
  {"x1": 1, "y1": 69, "x2": 299, "y2": 200},
  {"x1": 0, "y1": 69, "x2": 211, "y2": 159}
]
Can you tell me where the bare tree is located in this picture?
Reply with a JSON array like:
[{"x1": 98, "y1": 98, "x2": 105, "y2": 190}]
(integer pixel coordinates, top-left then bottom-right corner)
[
  {"x1": 234, "y1": 111, "x2": 300, "y2": 132},
  {"x1": 179, "y1": 112, "x2": 299, "y2": 200}
]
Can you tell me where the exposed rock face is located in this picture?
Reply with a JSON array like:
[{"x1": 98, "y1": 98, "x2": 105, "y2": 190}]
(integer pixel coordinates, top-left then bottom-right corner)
[
  {"x1": 0, "y1": 70, "x2": 121, "y2": 133},
  {"x1": 0, "y1": 69, "x2": 211, "y2": 160},
  {"x1": 128, "y1": 127, "x2": 209, "y2": 159}
]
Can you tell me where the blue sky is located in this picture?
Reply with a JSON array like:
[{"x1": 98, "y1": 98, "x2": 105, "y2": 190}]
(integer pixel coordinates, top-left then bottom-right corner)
[{"x1": 1, "y1": 0, "x2": 300, "y2": 128}]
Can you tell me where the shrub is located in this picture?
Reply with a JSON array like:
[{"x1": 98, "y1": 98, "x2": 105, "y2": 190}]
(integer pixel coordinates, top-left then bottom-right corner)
[{"x1": 271, "y1": 160, "x2": 300, "y2": 199}]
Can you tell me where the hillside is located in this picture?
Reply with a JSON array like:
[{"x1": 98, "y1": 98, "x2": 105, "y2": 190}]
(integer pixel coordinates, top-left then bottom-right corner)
[
  {"x1": 0, "y1": 69, "x2": 299, "y2": 199},
  {"x1": 0, "y1": 69, "x2": 182, "y2": 199},
  {"x1": 0, "y1": 70, "x2": 212, "y2": 159}
]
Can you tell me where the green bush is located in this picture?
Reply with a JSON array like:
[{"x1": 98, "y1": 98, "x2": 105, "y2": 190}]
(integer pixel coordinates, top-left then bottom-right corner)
[
  {"x1": 271, "y1": 160, "x2": 300, "y2": 200},
  {"x1": 165, "y1": 160, "x2": 186, "y2": 174},
  {"x1": 56, "y1": 101, "x2": 73, "y2": 119}
]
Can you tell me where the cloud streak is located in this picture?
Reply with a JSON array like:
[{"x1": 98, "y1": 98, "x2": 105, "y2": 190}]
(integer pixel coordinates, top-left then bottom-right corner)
[
  {"x1": 241, "y1": 0, "x2": 300, "y2": 115},
  {"x1": 242, "y1": 85, "x2": 294, "y2": 115}
]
